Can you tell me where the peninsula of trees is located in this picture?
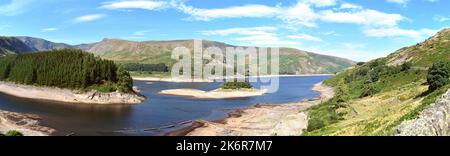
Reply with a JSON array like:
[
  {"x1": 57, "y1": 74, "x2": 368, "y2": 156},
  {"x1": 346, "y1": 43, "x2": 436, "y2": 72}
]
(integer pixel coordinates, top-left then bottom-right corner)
[{"x1": 0, "y1": 49, "x2": 133, "y2": 93}]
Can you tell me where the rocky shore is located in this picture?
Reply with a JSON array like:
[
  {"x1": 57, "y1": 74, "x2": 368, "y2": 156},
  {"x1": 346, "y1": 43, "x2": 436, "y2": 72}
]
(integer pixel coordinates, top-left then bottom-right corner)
[
  {"x1": 166, "y1": 82, "x2": 334, "y2": 136},
  {"x1": 0, "y1": 110, "x2": 55, "y2": 136},
  {"x1": 0, "y1": 81, "x2": 145, "y2": 105},
  {"x1": 396, "y1": 89, "x2": 450, "y2": 136}
]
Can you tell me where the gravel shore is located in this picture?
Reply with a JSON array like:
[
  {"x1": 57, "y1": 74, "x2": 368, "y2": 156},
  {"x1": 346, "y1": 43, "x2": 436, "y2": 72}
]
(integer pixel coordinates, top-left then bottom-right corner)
[{"x1": 166, "y1": 82, "x2": 334, "y2": 136}]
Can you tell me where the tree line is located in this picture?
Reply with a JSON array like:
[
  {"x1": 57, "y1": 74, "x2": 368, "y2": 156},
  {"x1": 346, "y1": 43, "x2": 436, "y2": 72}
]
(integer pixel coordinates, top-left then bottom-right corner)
[
  {"x1": 0, "y1": 49, "x2": 133, "y2": 92},
  {"x1": 124, "y1": 63, "x2": 169, "y2": 72}
]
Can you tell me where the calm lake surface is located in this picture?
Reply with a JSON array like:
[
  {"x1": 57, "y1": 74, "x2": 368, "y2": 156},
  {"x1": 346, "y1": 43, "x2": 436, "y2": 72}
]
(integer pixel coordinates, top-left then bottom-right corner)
[{"x1": 0, "y1": 76, "x2": 330, "y2": 136}]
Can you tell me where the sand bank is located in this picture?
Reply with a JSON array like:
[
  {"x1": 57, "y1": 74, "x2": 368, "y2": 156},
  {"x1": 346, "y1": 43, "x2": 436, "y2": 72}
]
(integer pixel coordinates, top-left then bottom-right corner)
[
  {"x1": 166, "y1": 82, "x2": 334, "y2": 136},
  {"x1": 0, "y1": 81, "x2": 145, "y2": 105},
  {"x1": 159, "y1": 88, "x2": 266, "y2": 99},
  {"x1": 132, "y1": 77, "x2": 212, "y2": 83}
]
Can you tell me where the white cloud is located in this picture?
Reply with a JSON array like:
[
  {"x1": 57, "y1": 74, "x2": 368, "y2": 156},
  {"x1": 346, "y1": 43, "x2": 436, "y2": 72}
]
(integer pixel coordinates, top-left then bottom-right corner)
[
  {"x1": 363, "y1": 27, "x2": 439, "y2": 39},
  {"x1": 0, "y1": 0, "x2": 35, "y2": 16},
  {"x1": 172, "y1": 1, "x2": 404, "y2": 30},
  {"x1": 102, "y1": 0, "x2": 434, "y2": 41},
  {"x1": 104, "y1": 1, "x2": 405, "y2": 31},
  {"x1": 200, "y1": 27, "x2": 277, "y2": 36},
  {"x1": 201, "y1": 26, "x2": 300, "y2": 46},
  {"x1": 100, "y1": 0, "x2": 167, "y2": 10},
  {"x1": 288, "y1": 34, "x2": 323, "y2": 42},
  {"x1": 173, "y1": 3, "x2": 279, "y2": 21},
  {"x1": 73, "y1": 14, "x2": 106, "y2": 23},
  {"x1": 386, "y1": 0, "x2": 410, "y2": 4},
  {"x1": 279, "y1": 2, "x2": 319, "y2": 28},
  {"x1": 42, "y1": 27, "x2": 58, "y2": 32},
  {"x1": 339, "y1": 3, "x2": 363, "y2": 10},
  {"x1": 320, "y1": 9, "x2": 404, "y2": 27},
  {"x1": 300, "y1": 43, "x2": 387, "y2": 61},
  {"x1": 303, "y1": 0, "x2": 337, "y2": 7}
]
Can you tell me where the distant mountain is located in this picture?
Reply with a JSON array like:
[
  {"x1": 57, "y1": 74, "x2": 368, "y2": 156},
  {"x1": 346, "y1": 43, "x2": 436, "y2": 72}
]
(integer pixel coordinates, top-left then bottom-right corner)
[
  {"x1": 0, "y1": 36, "x2": 355, "y2": 74},
  {"x1": 0, "y1": 36, "x2": 72, "y2": 56},
  {"x1": 81, "y1": 38, "x2": 355, "y2": 74},
  {"x1": 15, "y1": 36, "x2": 72, "y2": 51},
  {"x1": 0, "y1": 37, "x2": 35, "y2": 56}
]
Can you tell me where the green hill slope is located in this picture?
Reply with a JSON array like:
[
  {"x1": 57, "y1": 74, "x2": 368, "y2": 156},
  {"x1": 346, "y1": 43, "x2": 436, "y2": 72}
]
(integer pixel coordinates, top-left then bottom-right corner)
[
  {"x1": 80, "y1": 39, "x2": 355, "y2": 75},
  {"x1": 304, "y1": 28, "x2": 450, "y2": 136}
]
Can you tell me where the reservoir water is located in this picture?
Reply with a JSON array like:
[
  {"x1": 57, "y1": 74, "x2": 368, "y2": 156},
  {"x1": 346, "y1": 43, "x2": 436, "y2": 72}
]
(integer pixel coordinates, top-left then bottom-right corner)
[{"x1": 0, "y1": 76, "x2": 330, "y2": 136}]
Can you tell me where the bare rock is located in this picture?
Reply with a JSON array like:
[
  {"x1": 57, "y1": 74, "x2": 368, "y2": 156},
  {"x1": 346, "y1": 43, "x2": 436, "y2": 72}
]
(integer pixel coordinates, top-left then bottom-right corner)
[{"x1": 396, "y1": 89, "x2": 450, "y2": 136}]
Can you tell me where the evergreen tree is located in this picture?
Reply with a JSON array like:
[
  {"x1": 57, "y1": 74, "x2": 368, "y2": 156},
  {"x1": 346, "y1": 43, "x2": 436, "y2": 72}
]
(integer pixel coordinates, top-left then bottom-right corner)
[{"x1": 0, "y1": 49, "x2": 134, "y2": 92}]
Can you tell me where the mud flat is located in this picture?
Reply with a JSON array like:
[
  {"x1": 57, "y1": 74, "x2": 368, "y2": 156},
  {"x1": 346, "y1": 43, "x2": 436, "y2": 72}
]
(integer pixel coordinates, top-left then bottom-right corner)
[
  {"x1": 159, "y1": 88, "x2": 267, "y2": 99},
  {"x1": 0, "y1": 81, "x2": 145, "y2": 105},
  {"x1": 166, "y1": 82, "x2": 334, "y2": 136}
]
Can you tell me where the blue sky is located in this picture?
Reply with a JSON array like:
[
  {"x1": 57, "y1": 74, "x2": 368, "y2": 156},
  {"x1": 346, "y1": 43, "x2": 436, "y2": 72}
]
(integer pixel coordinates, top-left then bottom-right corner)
[{"x1": 0, "y1": 0, "x2": 449, "y2": 61}]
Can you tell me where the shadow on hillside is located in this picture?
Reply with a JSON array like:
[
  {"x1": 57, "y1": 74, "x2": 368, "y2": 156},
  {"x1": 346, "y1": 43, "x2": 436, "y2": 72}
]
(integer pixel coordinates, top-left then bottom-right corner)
[{"x1": 415, "y1": 90, "x2": 432, "y2": 99}]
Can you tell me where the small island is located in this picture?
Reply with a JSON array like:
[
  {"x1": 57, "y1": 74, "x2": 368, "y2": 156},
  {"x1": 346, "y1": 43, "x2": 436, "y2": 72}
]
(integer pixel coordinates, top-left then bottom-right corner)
[
  {"x1": 0, "y1": 49, "x2": 145, "y2": 104},
  {"x1": 159, "y1": 80, "x2": 266, "y2": 99}
]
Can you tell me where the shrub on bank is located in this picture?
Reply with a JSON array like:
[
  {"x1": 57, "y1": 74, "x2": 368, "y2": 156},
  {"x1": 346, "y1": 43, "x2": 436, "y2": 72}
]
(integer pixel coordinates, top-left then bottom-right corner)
[
  {"x1": 427, "y1": 61, "x2": 450, "y2": 91},
  {"x1": 4, "y1": 130, "x2": 24, "y2": 136},
  {"x1": 220, "y1": 80, "x2": 253, "y2": 90}
]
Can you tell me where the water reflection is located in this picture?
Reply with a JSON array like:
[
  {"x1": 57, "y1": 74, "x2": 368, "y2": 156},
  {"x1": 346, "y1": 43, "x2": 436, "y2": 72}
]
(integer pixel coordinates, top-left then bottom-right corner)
[{"x1": 0, "y1": 76, "x2": 330, "y2": 136}]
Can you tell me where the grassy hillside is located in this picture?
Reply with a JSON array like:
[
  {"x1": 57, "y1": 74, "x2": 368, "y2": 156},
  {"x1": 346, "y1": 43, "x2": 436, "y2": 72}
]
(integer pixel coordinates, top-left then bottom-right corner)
[
  {"x1": 304, "y1": 28, "x2": 450, "y2": 136},
  {"x1": 81, "y1": 39, "x2": 355, "y2": 75},
  {"x1": 0, "y1": 49, "x2": 133, "y2": 93}
]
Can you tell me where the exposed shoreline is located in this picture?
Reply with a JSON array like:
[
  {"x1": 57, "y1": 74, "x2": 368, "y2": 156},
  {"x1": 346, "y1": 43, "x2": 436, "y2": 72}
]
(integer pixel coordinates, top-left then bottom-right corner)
[
  {"x1": 0, "y1": 110, "x2": 55, "y2": 136},
  {"x1": 159, "y1": 88, "x2": 267, "y2": 99},
  {"x1": 165, "y1": 82, "x2": 334, "y2": 136},
  {"x1": 132, "y1": 77, "x2": 213, "y2": 82},
  {"x1": 0, "y1": 81, "x2": 145, "y2": 105},
  {"x1": 133, "y1": 74, "x2": 333, "y2": 83}
]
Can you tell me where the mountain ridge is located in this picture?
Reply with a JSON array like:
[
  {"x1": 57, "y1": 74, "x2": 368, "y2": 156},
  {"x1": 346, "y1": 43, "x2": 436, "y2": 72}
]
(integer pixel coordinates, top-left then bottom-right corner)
[{"x1": 0, "y1": 36, "x2": 355, "y2": 74}]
